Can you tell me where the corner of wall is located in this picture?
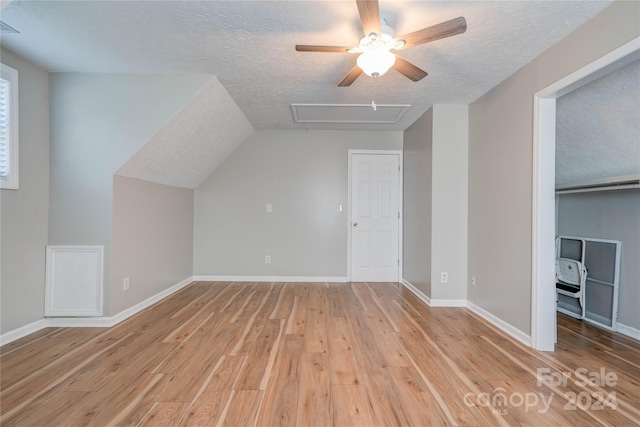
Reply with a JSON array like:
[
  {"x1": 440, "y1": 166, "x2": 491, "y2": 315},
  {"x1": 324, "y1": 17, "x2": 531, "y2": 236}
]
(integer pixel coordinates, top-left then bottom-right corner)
[
  {"x1": 111, "y1": 176, "x2": 195, "y2": 316},
  {"x1": 0, "y1": 48, "x2": 50, "y2": 335}
]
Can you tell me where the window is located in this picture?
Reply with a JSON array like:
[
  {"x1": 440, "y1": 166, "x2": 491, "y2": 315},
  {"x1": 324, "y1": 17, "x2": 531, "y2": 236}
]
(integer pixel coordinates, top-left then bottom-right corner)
[{"x1": 1, "y1": 63, "x2": 18, "y2": 190}]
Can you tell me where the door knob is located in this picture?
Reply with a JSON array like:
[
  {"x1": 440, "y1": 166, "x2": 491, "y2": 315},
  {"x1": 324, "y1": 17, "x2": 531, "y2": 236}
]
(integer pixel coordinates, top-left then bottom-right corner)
[{"x1": 352, "y1": 222, "x2": 358, "y2": 227}]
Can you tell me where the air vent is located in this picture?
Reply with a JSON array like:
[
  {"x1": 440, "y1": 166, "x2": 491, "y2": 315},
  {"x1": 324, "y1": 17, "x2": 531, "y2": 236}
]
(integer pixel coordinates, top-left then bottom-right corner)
[{"x1": 291, "y1": 103, "x2": 410, "y2": 124}]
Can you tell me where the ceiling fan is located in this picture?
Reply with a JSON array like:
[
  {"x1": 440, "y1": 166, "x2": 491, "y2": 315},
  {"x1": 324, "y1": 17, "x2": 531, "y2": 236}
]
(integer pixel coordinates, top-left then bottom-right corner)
[{"x1": 295, "y1": 0, "x2": 467, "y2": 87}]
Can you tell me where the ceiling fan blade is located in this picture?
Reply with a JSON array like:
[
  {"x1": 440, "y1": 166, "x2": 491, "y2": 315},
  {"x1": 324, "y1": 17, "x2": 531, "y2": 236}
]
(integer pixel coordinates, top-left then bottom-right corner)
[
  {"x1": 396, "y1": 17, "x2": 467, "y2": 49},
  {"x1": 356, "y1": 0, "x2": 381, "y2": 38},
  {"x1": 295, "y1": 45, "x2": 353, "y2": 53},
  {"x1": 338, "y1": 65, "x2": 363, "y2": 87},
  {"x1": 393, "y1": 56, "x2": 428, "y2": 82}
]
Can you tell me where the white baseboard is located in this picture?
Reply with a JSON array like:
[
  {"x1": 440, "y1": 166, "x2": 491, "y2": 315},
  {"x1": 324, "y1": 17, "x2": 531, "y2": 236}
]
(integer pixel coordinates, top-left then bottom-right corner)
[
  {"x1": 0, "y1": 319, "x2": 49, "y2": 346},
  {"x1": 430, "y1": 299, "x2": 467, "y2": 307},
  {"x1": 401, "y1": 279, "x2": 531, "y2": 347},
  {"x1": 193, "y1": 275, "x2": 347, "y2": 283},
  {"x1": 0, "y1": 276, "x2": 195, "y2": 346},
  {"x1": 615, "y1": 322, "x2": 640, "y2": 341},
  {"x1": 466, "y1": 301, "x2": 532, "y2": 347},
  {"x1": 13, "y1": 277, "x2": 628, "y2": 349},
  {"x1": 108, "y1": 276, "x2": 194, "y2": 325},
  {"x1": 401, "y1": 279, "x2": 466, "y2": 307},
  {"x1": 46, "y1": 317, "x2": 115, "y2": 328},
  {"x1": 401, "y1": 279, "x2": 431, "y2": 306}
]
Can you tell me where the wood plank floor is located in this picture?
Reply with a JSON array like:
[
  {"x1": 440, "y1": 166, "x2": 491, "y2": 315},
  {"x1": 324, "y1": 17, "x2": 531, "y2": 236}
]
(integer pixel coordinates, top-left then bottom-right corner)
[{"x1": 1, "y1": 281, "x2": 639, "y2": 426}]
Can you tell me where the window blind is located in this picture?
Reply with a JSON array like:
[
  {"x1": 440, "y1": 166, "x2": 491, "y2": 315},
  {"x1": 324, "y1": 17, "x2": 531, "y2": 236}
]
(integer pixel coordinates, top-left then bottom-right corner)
[{"x1": 0, "y1": 76, "x2": 10, "y2": 178}]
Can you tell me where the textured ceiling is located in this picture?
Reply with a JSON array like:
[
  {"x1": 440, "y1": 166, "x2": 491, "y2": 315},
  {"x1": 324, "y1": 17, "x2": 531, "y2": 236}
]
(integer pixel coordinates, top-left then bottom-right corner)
[
  {"x1": 0, "y1": 0, "x2": 613, "y2": 131},
  {"x1": 556, "y1": 60, "x2": 640, "y2": 186},
  {"x1": 116, "y1": 77, "x2": 254, "y2": 189}
]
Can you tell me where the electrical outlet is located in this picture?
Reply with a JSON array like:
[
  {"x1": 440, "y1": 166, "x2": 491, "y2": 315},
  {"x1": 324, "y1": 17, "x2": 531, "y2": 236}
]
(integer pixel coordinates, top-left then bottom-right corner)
[
  {"x1": 266, "y1": 204, "x2": 272, "y2": 213},
  {"x1": 265, "y1": 255, "x2": 271, "y2": 264},
  {"x1": 440, "y1": 272, "x2": 448, "y2": 283},
  {"x1": 471, "y1": 276, "x2": 477, "y2": 287},
  {"x1": 123, "y1": 277, "x2": 130, "y2": 291}
]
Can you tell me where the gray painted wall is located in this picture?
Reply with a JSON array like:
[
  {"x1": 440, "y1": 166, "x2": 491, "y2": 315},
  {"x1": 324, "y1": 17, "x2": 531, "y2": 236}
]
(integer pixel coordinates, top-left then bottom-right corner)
[
  {"x1": 468, "y1": 1, "x2": 640, "y2": 335},
  {"x1": 431, "y1": 105, "x2": 468, "y2": 301},
  {"x1": 402, "y1": 105, "x2": 469, "y2": 301},
  {"x1": 193, "y1": 130, "x2": 402, "y2": 278},
  {"x1": 403, "y1": 108, "x2": 433, "y2": 297},
  {"x1": 557, "y1": 190, "x2": 640, "y2": 330},
  {"x1": 0, "y1": 49, "x2": 50, "y2": 334},
  {"x1": 111, "y1": 176, "x2": 194, "y2": 315},
  {"x1": 48, "y1": 73, "x2": 210, "y2": 315}
]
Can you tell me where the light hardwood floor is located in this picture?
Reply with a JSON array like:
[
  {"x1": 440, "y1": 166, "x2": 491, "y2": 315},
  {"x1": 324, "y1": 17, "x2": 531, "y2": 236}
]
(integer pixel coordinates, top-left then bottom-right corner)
[{"x1": 1, "y1": 281, "x2": 638, "y2": 426}]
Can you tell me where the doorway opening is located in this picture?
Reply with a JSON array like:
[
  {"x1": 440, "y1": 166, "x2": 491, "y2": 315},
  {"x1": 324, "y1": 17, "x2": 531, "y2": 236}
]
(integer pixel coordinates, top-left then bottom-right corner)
[{"x1": 531, "y1": 37, "x2": 640, "y2": 351}]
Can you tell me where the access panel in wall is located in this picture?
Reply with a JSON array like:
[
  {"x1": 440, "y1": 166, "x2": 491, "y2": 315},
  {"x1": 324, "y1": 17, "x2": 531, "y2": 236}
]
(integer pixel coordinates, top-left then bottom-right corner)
[{"x1": 45, "y1": 246, "x2": 104, "y2": 317}]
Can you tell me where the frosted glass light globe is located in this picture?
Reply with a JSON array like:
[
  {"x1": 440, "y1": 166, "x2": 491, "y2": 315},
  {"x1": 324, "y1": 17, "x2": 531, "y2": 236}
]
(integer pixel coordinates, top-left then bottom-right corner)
[{"x1": 357, "y1": 50, "x2": 396, "y2": 78}]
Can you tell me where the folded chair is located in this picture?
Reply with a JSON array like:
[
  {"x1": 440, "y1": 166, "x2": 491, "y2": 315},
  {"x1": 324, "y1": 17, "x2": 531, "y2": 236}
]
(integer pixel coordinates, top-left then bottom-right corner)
[{"x1": 556, "y1": 257, "x2": 587, "y2": 319}]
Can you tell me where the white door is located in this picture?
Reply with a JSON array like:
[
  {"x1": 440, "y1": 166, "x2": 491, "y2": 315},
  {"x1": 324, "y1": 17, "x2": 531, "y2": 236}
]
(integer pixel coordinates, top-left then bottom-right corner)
[{"x1": 350, "y1": 153, "x2": 400, "y2": 282}]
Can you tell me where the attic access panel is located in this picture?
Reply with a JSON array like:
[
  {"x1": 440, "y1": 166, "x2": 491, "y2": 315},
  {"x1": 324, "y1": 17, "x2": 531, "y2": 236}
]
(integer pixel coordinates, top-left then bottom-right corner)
[{"x1": 291, "y1": 103, "x2": 410, "y2": 124}]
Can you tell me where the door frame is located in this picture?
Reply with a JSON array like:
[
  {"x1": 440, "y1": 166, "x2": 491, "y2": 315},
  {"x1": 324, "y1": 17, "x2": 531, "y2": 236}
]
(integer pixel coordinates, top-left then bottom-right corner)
[
  {"x1": 347, "y1": 149, "x2": 403, "y2": 282},
  {"x1": 531, "y1": 37, "x2": 639, "y2": 351}
]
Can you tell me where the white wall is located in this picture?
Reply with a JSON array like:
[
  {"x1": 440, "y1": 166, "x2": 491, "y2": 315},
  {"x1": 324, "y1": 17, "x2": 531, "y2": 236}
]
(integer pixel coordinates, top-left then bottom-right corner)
[
  {"x1": 468, "y1": 1, "x2": 640, "y2": 335},
  {"x1": 0, "y1": 48, "x2": 49, "y2": 334},
  {"x1": 193, "y1": 130, "x2": 402, "y2": 278},
  {"x1": 431, "y1": 105, "x2": 468, "y2": 301},
  {"x1": 48, "y1": 73, "x2": 210, "y2": 315},
  {"x1": 557, "y1": 190, "x2": 640, "y2": 330},
  {"x1": 402, "y1": 108, "x2": 433, "y2": 297},
  {"x1": 111, "y1": 176, "x2": 194, "y2": 315}
]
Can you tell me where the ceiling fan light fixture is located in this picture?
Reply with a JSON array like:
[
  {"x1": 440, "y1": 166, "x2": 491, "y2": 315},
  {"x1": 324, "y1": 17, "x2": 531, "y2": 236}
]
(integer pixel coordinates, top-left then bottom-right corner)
[
  {"x1": 357, "y1": 50, "x2": 396, "y2": 77},
  {"x1": 294, "y1": 0, "x2": 467, "y2": 86}
]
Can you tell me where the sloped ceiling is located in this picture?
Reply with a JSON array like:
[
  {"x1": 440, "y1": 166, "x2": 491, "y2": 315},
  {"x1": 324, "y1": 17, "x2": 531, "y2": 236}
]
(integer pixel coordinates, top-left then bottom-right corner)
[
  {"x1": 116, "y1": 77, "x2": 254, "y2": 189},
  {"x1": 0, "y1": 0, "x2": 613, "y2": 131},
  {"x1": 556, "y1": 60, "x2": 640, "y2": 186},
  {"x1": 0, "y1": 1, "x2": 622, "y2": 189}
]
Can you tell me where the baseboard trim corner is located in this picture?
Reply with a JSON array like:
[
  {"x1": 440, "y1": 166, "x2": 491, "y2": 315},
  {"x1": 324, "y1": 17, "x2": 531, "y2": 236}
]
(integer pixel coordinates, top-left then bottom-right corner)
[
  {"x1": 110, "y1": 276, "x2": 195, "y2": 325},
  {"x1": 401, "y1": 279, "x2": 432, "y2": 306},
  {"x1": 401, "y1": 279, "x2": 466, "y2": 307},
  {"x1": 400, "y1": 279, "x2": 531, "y2": 347},
  {"x1": 0, "y1": 276, "x2": 195, "y2": 346}
]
